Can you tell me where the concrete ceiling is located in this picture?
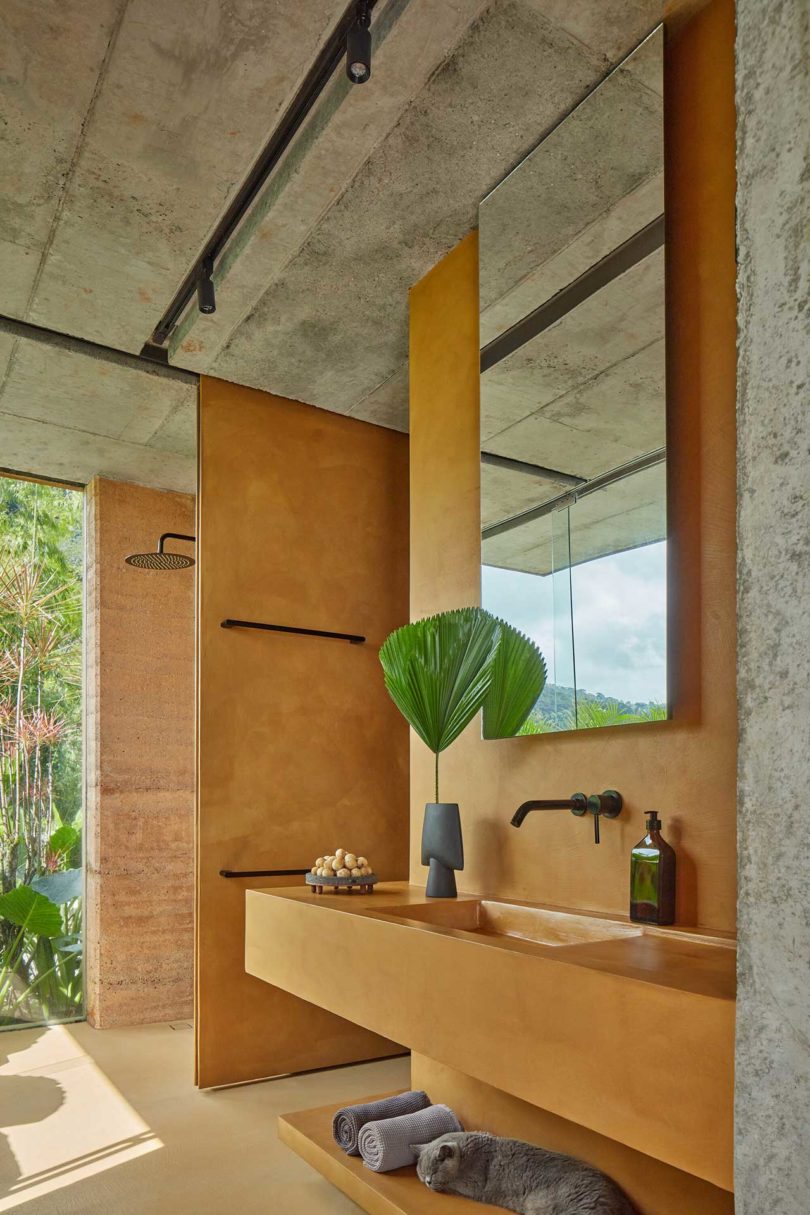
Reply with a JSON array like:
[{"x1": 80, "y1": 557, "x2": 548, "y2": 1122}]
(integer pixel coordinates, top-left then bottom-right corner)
[
  {"x1": 479, "y1": 28, "x2": 665, "y2": 575},
  {"x1": 0, "y1": 0, "x2": 662, "y2": 491}
]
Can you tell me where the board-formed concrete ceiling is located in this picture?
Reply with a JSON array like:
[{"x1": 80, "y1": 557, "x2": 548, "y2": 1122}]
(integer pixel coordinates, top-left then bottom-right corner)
[{"x1": 0, "y1": 0, "x2": 662, "y2": 491}]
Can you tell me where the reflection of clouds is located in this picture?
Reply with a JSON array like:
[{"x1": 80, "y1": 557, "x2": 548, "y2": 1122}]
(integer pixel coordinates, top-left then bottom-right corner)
[{"x1": 483, "y1": 542, "x2": 666, "y2": 703}]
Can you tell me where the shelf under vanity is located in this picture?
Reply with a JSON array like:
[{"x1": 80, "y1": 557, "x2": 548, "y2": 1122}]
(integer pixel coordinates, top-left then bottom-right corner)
[
  {"x1": 247, "y1": 882, "x2": 735, "y2": 1194},
  {"x1": 280, "y1": 1094, "x2": 506, "y2": 1215}
]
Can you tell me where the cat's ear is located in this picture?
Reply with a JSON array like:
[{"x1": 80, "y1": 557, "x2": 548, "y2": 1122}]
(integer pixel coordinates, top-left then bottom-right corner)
[
  {"x1": 410, "y1": 1143, "x2": 427, "y2": 1158},
  {"x1": 437, "y1": 1143, "x2": 458, "y2": 1162}
]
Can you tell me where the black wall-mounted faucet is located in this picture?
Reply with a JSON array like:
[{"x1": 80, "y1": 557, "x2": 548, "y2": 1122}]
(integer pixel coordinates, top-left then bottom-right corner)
[{"x1": 511, "y1": 791, "x2": 623, "y2": 843}]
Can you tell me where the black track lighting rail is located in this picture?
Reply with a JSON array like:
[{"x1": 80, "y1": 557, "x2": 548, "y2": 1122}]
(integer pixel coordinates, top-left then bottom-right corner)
[
  {"x1": 221, "y1": 619, "x2": 366, "y2": 645},
  {"x1": 145, "y1": 0, "x2": 378, "y2": 351},
  {"x1": 0, "y1": 311, "x2": 198, "y2": 385}
]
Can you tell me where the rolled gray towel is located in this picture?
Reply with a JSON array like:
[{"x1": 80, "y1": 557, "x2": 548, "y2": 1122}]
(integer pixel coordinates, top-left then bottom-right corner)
[
  {"x1": 358, "y1": 1103, "x2": 463, "y2": 1173},
  {"x1": 332, "y1": 1090, "x2": 430, "y2": 1155}
]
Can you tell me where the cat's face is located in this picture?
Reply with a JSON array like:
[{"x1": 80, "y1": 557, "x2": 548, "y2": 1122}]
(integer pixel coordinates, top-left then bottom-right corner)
[{"x1": 411, "y1": 1138, "x2": 461, "y2": 1191}]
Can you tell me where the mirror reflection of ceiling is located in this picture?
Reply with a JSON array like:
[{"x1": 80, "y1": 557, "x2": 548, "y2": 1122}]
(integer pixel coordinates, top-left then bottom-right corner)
[
  {"x1": 479, "y1": 29, "x2": 664, "y2": 576},
  {"x1": 0, "y1": 1, "x2": 663, "y2": 492},
  {"x1": 482, "y1": 461, "x2": 666, "y2": 575}
]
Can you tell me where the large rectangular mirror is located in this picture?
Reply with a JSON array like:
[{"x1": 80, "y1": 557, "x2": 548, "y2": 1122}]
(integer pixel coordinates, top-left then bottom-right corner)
[{"x1": 479, "y1": 29, "x2": 666, "y2": 737}]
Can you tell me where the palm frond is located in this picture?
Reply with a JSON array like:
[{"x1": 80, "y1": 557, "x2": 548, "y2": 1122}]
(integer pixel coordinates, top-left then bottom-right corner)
[
  {"x1": 481, "y1": 616, "x2": 547, "y2": 739},
  {"x1": 379, "y1": 608, "x2": 501, "y2": 756}
]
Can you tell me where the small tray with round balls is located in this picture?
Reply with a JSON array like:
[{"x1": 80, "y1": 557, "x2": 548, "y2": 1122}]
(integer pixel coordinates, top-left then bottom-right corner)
[{"x1": 306, "y1": 849, "x2": 377, "y2": 895}]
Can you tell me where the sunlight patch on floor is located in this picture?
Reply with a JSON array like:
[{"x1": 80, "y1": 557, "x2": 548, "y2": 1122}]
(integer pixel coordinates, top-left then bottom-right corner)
[{"x1": 0, "y1": 1025, "x2": 162, "y2": 1209}]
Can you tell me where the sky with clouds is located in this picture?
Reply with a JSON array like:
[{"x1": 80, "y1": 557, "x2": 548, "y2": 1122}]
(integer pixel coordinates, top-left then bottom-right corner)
[{"x1": 482, "y1": 541, "x2": 667, "y2": 704}]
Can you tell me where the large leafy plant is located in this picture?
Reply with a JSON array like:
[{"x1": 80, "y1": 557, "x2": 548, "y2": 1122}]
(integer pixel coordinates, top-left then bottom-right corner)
[{"x1": 379, "y1": 607, "x2": 545, "y2": 800}]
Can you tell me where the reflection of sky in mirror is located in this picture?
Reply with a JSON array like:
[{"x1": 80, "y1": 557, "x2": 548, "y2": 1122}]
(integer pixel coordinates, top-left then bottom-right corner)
[{"x1": 482, "y1": 541, "x2": 666, "y2": 704}]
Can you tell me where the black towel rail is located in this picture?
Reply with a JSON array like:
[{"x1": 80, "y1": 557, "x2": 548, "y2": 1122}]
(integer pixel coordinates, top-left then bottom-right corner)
[
  {"x1": 220, "y1": 619, "x2": 365, "y2": 645},
  {"x1": 219, "y1": 868, "x2": 310, "y2": 878}
]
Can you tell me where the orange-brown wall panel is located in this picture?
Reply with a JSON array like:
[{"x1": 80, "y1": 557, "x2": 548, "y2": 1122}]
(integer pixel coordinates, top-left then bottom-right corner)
[
  {"x1": 196, "y1": 379, "x2": 410, "y2": 1086},
  {"x1": 86, "y1": 477, "x2": 195, "y2": 1027},
  {"x1": 408, "y1": 0, "x2": 737, "y2": 934}
]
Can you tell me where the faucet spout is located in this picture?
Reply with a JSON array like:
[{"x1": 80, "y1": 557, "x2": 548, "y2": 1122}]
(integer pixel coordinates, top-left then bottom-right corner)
[
  {"x1": 510, "y1": 790, "x2": 623, "y2": 842},
  {"x1": 511, "y1": 795, "x2": 587, "y2": 827}
]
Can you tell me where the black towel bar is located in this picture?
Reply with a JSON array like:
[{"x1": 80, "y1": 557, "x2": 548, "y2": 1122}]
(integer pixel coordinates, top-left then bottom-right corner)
[
  {"x1": 219, "y1": 868, "x2": 310, "y2": 878},
  {"x1": 220, "y1": 619, "x2": 365, "y2": 645}
]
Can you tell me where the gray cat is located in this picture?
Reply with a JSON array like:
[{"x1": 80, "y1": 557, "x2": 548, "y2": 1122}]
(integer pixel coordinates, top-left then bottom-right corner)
[{"x1": 411, "y1": 1132, "x2": 636, "y2": 1215}]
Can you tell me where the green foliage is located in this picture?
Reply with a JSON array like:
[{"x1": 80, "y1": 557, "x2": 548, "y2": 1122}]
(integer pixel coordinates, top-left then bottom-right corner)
[
  {"x1": 518, "y1": 716, "x2": 554, "y2": 735},
  {"x1": 48, "y1": 825, "x2": 81, "y2": 868},
  {"x1": 0, "y1": 475, "x2": 83, "y2": 1026},
  {"x1": 522, "y1": 686, "x2": 668, "y2": 733},
  {"x1": 482, "y1": 618, "x2": 546, "y2": 740},
  {"x1": 575, "y1": 699, "x2": 639, "y2": 729},
  {"x1": 380, "y1": 609, "x2": 501, "y2": 798},
  {"x1": 32, "y1": 868, "x2": 82, "y2": 904},
  {"x1": 635, "y1": 703, "x2": 667, "y2": 722},
  {"x1": 380, "y1": 607, "x2": 548, "y2": 799},
  {"x1": 0, "y1": 884, "x2": 62, "y2": 935}
]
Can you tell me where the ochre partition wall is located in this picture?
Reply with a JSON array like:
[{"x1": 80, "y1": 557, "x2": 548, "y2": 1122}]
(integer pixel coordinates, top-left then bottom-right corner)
[
  {"x1": 86, "y1": 477, "x2": 195, "y2": 1027},
  {"x1": 197, "y1": 379, "x2": 409, "y2": 1087},
  {"x1": 409, "y1": 0, "x2": 737, "y2": 934}
]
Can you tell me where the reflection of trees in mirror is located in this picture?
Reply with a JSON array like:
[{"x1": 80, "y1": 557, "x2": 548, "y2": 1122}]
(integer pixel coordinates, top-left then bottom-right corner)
[
  {"x1": 0, "y1": 477, "x2": 83, "y2": 1026},
  {"x1": 520, "y1": 688, "x2": 666, "y2": 734}
]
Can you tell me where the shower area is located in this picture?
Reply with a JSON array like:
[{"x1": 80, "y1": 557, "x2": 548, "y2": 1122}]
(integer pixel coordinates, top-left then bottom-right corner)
[{"x1": 84, "y1": 477, "x2": 195, "y2": 1029}]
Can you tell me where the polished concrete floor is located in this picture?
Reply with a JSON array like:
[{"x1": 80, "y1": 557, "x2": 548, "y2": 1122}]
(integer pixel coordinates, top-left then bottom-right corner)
[{"x1": 0, "y1": 1021, "x2": 410, "y2": 1213}]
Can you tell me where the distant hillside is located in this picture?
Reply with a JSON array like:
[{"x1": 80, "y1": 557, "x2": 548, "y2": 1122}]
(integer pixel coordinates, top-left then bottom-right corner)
[{"x1": 528, "y1": 683, "x2": 666, "y2": 731}]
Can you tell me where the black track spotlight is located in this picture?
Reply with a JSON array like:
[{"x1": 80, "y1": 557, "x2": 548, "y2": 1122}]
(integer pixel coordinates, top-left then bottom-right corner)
[
  {"x1": 197, "y1": 255, "x2": 216, "y2": 315},
  {"x1": 346, "y1": 1, "x2": 371, "y2": 84}
]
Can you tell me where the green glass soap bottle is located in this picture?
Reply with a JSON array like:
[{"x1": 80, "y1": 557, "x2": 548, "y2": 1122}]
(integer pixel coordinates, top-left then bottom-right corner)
[{"x1": 630, "y1": 812, "x2": 676, "y2": 925}]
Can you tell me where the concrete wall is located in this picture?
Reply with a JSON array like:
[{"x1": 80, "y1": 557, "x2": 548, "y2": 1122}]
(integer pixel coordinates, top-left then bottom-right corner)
[
  {"x1": 86, "y1": 477, "x2": 195, "y2": 1027},
  {"x1": 735, "y1": 1, "x2": 810, "y2": 1209}
]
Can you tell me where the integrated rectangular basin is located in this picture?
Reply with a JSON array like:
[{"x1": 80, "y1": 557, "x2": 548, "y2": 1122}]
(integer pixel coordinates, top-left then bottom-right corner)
[{"x1": 378, "y1": 898, "x2": 644, "y2": 948}]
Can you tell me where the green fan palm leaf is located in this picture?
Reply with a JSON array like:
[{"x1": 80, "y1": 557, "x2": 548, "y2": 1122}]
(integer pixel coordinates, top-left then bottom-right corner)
[
  {"x1": 380, "y1": 609, "x2": 501, "y2": 799},
  {"x1": 482, "y1": 617, "x2": 547, "y2": 739}
]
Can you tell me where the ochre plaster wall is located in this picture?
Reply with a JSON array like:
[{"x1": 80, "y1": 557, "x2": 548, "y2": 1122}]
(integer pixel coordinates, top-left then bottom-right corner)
[
  {"x1": 86, "y1": 476, "x2": 195, "y2": 1027},
  {"x1": 196, "y1": 378, "x2": 410, "y2": 1087},
  {"x1": 408, "y1": 0, "x2": 737, "y2": 934}
]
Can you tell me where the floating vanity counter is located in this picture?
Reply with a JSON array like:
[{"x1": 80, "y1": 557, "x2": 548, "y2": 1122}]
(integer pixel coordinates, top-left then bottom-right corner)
[{"x1": 246, "y1": 883, "x2": 735, "y2": 1191}]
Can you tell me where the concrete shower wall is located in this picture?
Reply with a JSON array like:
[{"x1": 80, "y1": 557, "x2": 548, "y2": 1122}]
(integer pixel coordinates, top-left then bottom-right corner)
[
  {"x1": 86, "y1": 477, "x2": 195, "y2": 1027},
  {"x1": 735, "y1": 1, "x2": 810, "y2": 1208}
]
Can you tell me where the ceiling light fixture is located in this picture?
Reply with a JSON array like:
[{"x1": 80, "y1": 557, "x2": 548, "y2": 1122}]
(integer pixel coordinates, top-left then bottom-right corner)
[
  {"x1": 143, "y1": 0, "x2": 379, "y2": 353},
  {"x1": 346, "y1": 1, "x2": 372, "y2": 84},
  {"x1": 197, "y1": 256, "x2": 216, "y2": 315}
]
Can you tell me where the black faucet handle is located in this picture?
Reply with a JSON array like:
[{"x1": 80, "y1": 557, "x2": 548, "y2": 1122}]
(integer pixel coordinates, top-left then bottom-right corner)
[
  {"x1": 569, "y1": 792, "x2": 588, "y2": 817},
  {"x1": 585, "y1": 790, "x2": 623, "y2": 844},
  {"x1": 587, "y1": 790, "x2": 623, "y2": 819}
]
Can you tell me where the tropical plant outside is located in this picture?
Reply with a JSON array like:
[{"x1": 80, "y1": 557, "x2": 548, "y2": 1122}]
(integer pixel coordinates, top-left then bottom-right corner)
[
  {"x1": 379, "y1": 607, "x2": 545, "y2": 801},
  {"x1": 0, "y1": 475, "x2": 83, "y2": 1028},
  {"x1": 521, "y1": 694, "x2": 667, "y2": 734}
]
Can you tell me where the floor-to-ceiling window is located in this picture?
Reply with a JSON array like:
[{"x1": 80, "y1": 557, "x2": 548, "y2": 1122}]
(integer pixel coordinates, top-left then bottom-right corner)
[{"x1": 0, "y1": 473, "x2": 83, "y2": 1028}]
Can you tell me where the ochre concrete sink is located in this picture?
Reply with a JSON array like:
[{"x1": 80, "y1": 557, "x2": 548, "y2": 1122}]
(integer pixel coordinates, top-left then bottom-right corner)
[
  {"x1": 245, "y1": 882, "x2": 735, "y2": 1191},
  {"x1": 377, "y1": 898, "x2": 644, "y2": 948}
]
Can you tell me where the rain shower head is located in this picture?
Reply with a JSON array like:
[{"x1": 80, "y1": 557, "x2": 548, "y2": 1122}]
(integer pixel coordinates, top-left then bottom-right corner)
[{"x1": 125, "y1": 532, "x2": 196, "y2": 570}]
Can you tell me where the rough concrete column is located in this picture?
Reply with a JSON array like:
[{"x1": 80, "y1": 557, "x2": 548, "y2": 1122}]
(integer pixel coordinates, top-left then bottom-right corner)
[
  {"x1": 86, "y1": 477, "x2": 195, "y2": 1027},
  {"x1": 735, "y1": 1, "x2": 810, "y2": 1210}
]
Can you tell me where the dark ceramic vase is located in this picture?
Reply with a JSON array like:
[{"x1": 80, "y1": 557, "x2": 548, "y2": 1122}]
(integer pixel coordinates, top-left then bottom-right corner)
[{"x1": 422, "y1": 803, "x2": 464, "y2": 898}]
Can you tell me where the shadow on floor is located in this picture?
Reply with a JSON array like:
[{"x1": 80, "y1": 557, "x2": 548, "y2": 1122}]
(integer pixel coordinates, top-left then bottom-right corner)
[
  {"x1": 0, "y1": 1021, "x2": 409, "y2": 1214},
  {"x1": 0, "y1": 1027, "x2": 66, "y2": 1199}
]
